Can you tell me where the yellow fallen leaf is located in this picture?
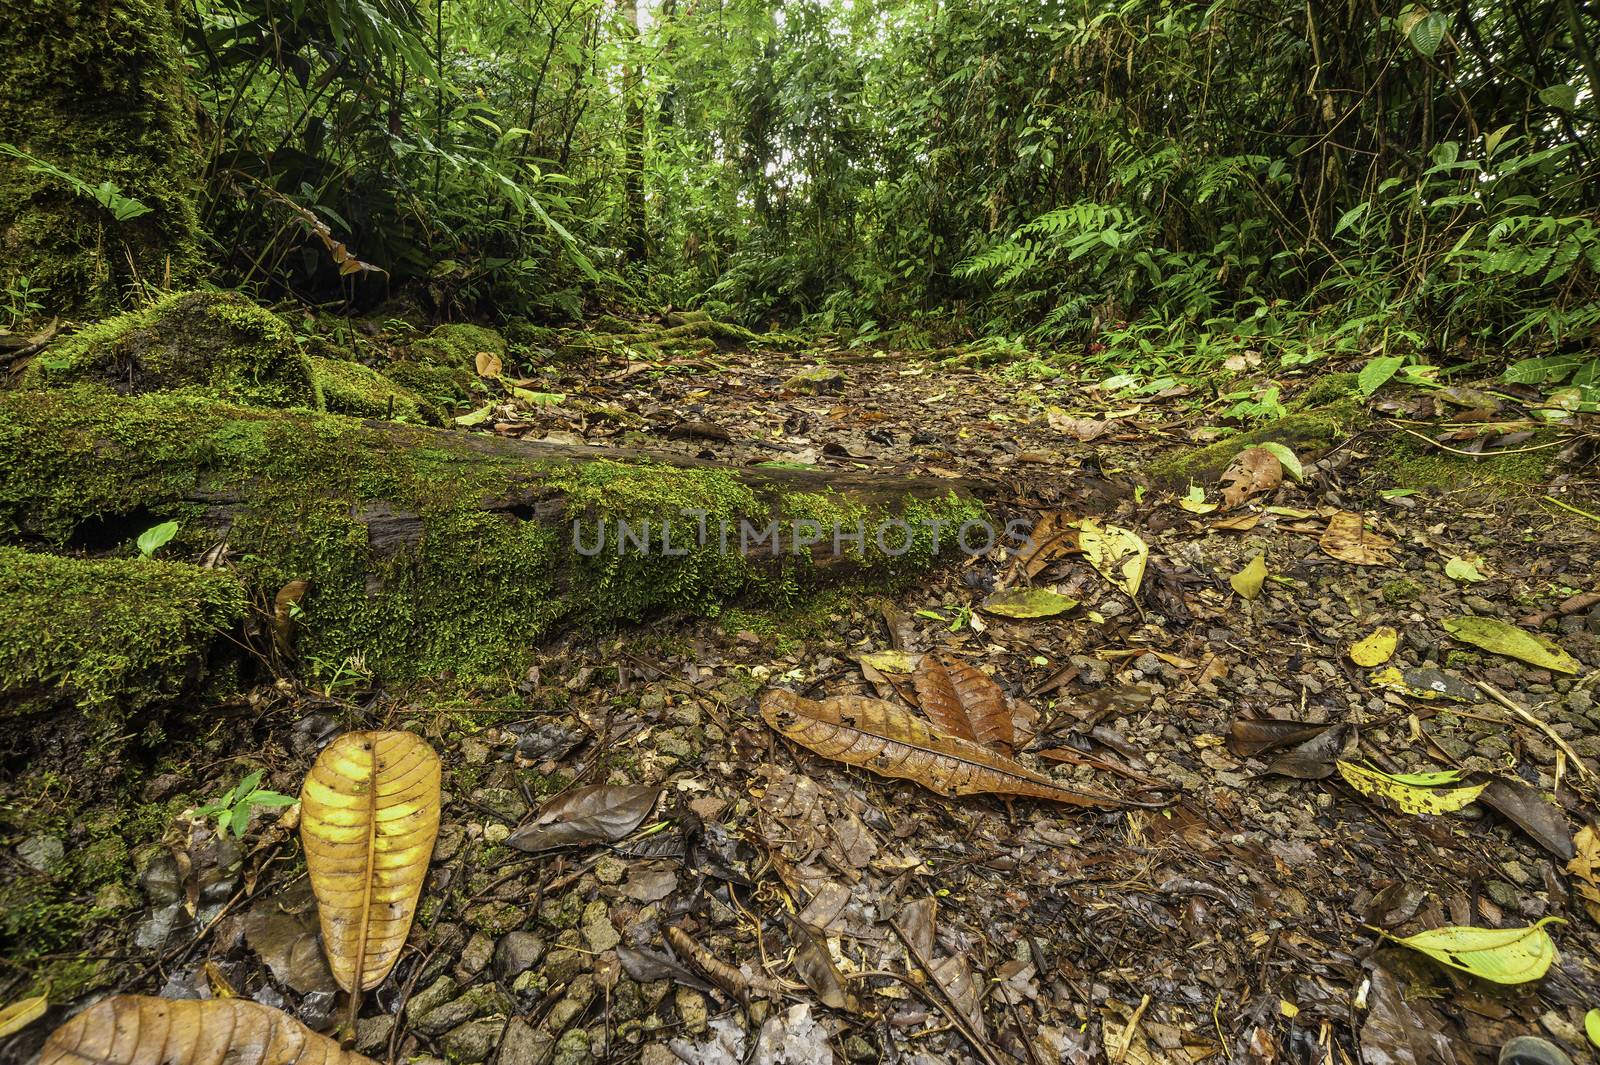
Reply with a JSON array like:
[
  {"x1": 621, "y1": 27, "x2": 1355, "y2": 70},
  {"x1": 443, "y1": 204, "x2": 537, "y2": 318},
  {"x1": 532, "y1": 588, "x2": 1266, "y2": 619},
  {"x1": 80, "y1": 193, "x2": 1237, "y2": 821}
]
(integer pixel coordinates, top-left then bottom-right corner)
[
  {"x1": 1078, "y1": 520, "x2": 1147, "y2": 599},
  {"x1": 474, "y1": 351, "x2": 502, "y2": 377},
  {"x1": 1179, "y1": 485, "x2": 1217, "y2": 514},
  {"x1": 1349, "y1": 626, "x2": 1398, "y2": 667},
  {"x1": 1337, "y1": 760, "x2": 1485, "y2": 815},
  {"x1": 858, "y1": 650, "x2": 922, "y2": 674},
  {"x1": 1378, "y1": 917, "x2": 1564, "y2": 984},
  {"x1": 0, "y1": 994, "x2": 47, "y2": 1038},
  {"x1": 1567, "y1": 826, "x2": 1600, "y2": 925},
  {"x1": 1230, "y1": 554, "x2": 1267, "y2": 600},
  {"x1": 1443, "y1": 616, "x2": 1581, "y2": 674}
]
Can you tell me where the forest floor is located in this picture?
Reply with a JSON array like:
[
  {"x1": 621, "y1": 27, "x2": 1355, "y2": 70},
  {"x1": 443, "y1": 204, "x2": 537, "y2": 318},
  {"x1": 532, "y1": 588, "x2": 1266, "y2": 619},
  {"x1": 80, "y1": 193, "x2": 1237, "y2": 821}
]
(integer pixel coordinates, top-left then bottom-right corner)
[{"x1": 6, "y1": 332, "x2": 1600, "y2": 1065}]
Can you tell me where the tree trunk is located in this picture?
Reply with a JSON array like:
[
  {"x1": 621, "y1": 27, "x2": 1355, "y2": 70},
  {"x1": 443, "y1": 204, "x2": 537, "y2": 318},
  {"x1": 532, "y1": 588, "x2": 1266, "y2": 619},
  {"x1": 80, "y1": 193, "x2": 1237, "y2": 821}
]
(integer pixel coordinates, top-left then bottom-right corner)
[
  {"x1": 0, "y1": 0, "x2": 204, "y2": 317},
  {"x1": 620, "y1": 0, "x2": 647, "y2": 261}
]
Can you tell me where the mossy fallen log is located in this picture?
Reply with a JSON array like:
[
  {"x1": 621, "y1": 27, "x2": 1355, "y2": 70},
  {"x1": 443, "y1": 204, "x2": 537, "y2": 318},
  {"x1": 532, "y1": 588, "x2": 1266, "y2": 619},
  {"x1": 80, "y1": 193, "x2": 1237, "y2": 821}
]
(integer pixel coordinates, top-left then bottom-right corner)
[
  {"x1": 0, "y1": 386, "x2": 984, "y2": 686},
  {"x1": 0, "y1": 546, "x2": 245, "y2": 725}
]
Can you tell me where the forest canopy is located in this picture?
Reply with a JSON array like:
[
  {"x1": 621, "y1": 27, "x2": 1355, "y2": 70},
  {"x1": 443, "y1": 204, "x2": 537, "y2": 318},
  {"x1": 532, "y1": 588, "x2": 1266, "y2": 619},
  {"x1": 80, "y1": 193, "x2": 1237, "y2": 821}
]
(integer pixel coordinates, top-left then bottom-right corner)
[{"x1": 3, "y1": 0, "x2": 1598, "y2": 379}]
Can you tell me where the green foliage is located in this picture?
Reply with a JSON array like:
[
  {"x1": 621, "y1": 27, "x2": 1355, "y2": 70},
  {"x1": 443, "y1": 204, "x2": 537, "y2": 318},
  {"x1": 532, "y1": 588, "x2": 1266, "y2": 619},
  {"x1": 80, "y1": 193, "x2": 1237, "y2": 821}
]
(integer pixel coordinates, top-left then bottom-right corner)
[
  {"x1": 194, "y1": 770, "x2": 296, "y2": 838},
  {"x1": 136, "y1": 520, "x2": 180, "y2": 559}
]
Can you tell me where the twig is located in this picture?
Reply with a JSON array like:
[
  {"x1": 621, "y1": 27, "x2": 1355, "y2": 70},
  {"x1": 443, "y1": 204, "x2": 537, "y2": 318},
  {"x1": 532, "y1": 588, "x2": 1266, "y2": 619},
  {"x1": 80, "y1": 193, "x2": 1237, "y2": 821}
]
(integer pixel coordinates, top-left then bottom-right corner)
[
  {"x1": 1474, "y1": 681, "x2": 1595, "y2": 783},
  {"x1": 1386, "y1": 421, "x2": 1565, "y2": 458},
  {"x1": 889, "y1": 921, "x2": 1009, "y2": 1065},
  {"x1": 1542, "y1": 495, "x2": 1600, "y2": 525}
]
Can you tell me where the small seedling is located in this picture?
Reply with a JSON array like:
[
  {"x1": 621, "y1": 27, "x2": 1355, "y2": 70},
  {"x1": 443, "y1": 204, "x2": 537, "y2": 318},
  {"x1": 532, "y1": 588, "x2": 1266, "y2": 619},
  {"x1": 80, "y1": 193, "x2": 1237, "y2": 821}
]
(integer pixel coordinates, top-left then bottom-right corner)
[
  {"x1": 136, "y1": 520, "x2": 179, "y2": 558},
  {"x1": 195, "y1": 770, "x2": 296, "y2": 839}
]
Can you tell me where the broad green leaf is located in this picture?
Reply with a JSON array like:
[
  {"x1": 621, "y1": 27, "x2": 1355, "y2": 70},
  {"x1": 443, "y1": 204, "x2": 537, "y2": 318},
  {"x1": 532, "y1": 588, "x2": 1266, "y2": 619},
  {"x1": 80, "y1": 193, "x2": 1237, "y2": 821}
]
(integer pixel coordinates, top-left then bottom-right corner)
[
  {"x1": 1332, "y1": 202, "x2": 1369, "y2": 237},
  {"x1": 1380, "y1": 488, "x2": 1419, "y2": 499},
  {"x1": 1385, "y1": 768, "x2": 1465, "y2": 786},
  {"x1": 980, "y1": 588, "x2": 1078, "y2": 619},
  {"x1": 1539, "y1": 83, "x2": 1580, "y2": 113},
  {"x1": 1229, "y1": 554, "x2": 1267, "y2": 600},
  {"x1": 1483, "y1": 124, "x2": 1514, "y2": 160},
  {"x1": 136, "y1": 520, "x2": 179, "y2": 558},
  {"x1": 1586, "y1": 1008, "x2": 1600, "y2": 1049},
  {"x1": 1358, "y1": 356, "x2": 1405, "y2": 396},
  {"x1": 1349, "y1": 626, "x2": 1398, "y2": 666},
  {"x1": 511, "y1": 387, "x2": 566, "y2": 405},
  {"x1": 1255, "y1": 443, "x2": 1303, "y2": 482},
  {"x1": 1443, "y1": 556, "x2": 1486, "y2": 583},
  {"x1": 1337, "y1": 760, "x2": 1485, "y2": 814},
  {"x1": 1079, "y1": 519, "x2": 1147, "y2": 599},
  {"x1": 454, "y1": 403, "x2": 496, "y2": 427},
  {"x1": 1179, "y1": 485, "x2": 1217, "y2": 514},
  {"x1": 1408, "y1": 11, "x2": 1447, "y2": 56},
  {"x1": 1380, "y1": 918, "x2": 1564, "y2": 984},
  {"x1": 1443, "y1": 616, "x2": 1581, "y2": 674}
]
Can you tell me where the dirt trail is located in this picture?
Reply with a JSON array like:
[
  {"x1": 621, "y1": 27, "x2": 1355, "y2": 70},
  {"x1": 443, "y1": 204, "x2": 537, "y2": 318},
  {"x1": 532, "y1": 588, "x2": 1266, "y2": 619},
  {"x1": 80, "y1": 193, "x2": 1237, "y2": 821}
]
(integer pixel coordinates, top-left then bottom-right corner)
[{"x1": 4, "y1": 339, "x2": 1599, "y2": 1065}]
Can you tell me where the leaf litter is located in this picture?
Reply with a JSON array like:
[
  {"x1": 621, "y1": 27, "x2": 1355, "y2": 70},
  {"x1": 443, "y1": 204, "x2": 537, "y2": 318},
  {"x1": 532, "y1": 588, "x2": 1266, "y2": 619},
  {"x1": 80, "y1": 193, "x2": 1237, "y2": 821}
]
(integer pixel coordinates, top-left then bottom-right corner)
[{"x1": 11, "y1": 335, "x2": 1600, "y2": 1065}]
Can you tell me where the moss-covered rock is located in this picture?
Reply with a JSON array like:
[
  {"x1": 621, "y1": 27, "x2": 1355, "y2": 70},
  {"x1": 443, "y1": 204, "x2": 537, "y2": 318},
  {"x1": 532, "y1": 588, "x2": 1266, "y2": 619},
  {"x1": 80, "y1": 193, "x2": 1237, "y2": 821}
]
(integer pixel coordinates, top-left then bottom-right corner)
[
  {"x1": 0, "y1": 0, "x2": 203, "y2": 316},
  {"x1": 383, "y1": 323, "x2": 501, "y2": 406},
  {"x1": 0, "y1": 546, "x2": 246, "y2": 720},
  {"x1": 0, "y1": 386, "x2": 981, "y2": 684},
  {"x1": 30, "y1": 290, "x2": 321, "y2": 409},
  {"x1": 312, "y1": 355, "x2": 441, "y2": 425}
]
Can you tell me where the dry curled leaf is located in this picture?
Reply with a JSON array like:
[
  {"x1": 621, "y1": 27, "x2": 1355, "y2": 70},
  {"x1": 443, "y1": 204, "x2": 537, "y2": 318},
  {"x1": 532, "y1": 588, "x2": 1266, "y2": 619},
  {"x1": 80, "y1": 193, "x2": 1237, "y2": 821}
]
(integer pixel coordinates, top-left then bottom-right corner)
[
  {"x1": 0, "y1": 994, "x2": 47, "y2": 1038},
  {"x1": 39, "y1": 995, "x2": 376, "y2": 1065},
  {"x1": 1320, "y1": 511, "x2": 1395, "y2": 565},
  {"x1": 666, "y1": 925, "x2": 782, "y2": 1005},
  {"x1": 1567, "y1": 826, "x2": 1600, "y2": 925},
  {"x1": 300, "y1": 731, "x2": 440, "y2": 995},
  {"x1": 760, "y1": 689, "x2": 1144, "y2": 808},
  {"x1": 912, "y1": 655, "x2": 1014, "y2": 754},
  {"x1": 1218, "y1": 446, "x2": 1282, "y2": 509}
]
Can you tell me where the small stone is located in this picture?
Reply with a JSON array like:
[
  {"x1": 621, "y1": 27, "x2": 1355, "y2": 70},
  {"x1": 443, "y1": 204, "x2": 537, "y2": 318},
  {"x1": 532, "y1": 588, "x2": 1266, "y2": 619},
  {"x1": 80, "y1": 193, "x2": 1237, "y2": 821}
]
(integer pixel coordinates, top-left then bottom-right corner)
[
  {"x1": 355, "y1": 1015, "x2": 394, "y2": 1055},
  {"x1": 473, "y1": 787, "x2": 529, "y2": 823},
  {"x1": 654, "y1": 730, "x2": 692, "y2": 760},
  {"x1": 640, "y1": 1046, "x2": 677, "y2": 1065},
  {"x1": 457, "y1": 932, "x2": 495, "y2": 980},
  {"x1": 551, "y1": 1028, "x2": 593, "y2": 1065},
  {"x1": 433, "y1": 824, "x2": 467, "y2": 863},
  {"x1": 17, "y1": 835, "x2": 64, "y2": 873},
  {"x1": 782, "y1": 365, "x2": 845, "y2": 394},
  {"x1": 581, "y1": 900, "x2": 620, "y2": 952},
  {"x1": 483, "y1": 823, "x2": 510, "y2": 845},
  {"x1": 494, "y1": 931, "x2": 547, "y2": 981},
  {"x1": 408, "y1": 976, "x2": 460, "y2": 1020},
  {"x1": 442, "y1": 1017, "x2": 507, "y2": 1063},
  {"x1": 467, "y1": 900, "x2": 524, "y2": 935},
  {"x1": 543, "y1": 947, "x2": 588, "y2": 984},
  {"x1": 499, "y1": 1019, "x2": 540, "y2": 1065},
  {"x1": 674, "y1": 988, "x2": 708, "y2": 1033},
  {"x1": 1484, "y1": 880, "x2": 1518, "y2": 908},
  {"x1": 594, "y1": 857, "x2": 625, "y2": 885}
]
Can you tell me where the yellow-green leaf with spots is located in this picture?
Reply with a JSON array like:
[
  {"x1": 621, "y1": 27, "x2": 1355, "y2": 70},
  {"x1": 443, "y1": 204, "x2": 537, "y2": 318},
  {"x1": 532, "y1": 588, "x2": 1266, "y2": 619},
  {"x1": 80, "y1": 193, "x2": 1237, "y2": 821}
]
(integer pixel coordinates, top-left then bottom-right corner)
[
  {"x1": 1336, "y1": 760, "x2": 1485, "y2": 815},
  {"x1": 1379, "y1": 918, "x2": 1564, "y2": 984}
]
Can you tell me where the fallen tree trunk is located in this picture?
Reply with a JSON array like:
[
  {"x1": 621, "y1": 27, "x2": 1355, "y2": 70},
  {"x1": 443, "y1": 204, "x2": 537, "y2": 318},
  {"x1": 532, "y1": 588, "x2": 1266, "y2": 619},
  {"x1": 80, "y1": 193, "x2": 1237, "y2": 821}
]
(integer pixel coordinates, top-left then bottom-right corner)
[{"x1": 0, "y1": 385, "x2": 986, "y2": 685}]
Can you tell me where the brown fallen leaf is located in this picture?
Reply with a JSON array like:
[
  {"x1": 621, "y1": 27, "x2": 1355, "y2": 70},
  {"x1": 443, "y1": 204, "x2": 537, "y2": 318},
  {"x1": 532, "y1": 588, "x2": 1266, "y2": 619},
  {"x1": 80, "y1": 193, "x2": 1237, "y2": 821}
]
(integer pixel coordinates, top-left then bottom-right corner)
[
  {"x1": 1319, "y1": 511, "x2": 1395, "y2": 565},
  {"x1": 666, "y1": 925, "x2": 782, "y2": 1005},
  {"x1": 271, "y1": 579, "x2": 310, "y2": 656},
  {"x1": 1566, "y1": 825, "x2": 1600, "y2": 925},
  {"x1": 1227, "y1": 718, "x2": 1332, "y2": 758},
  {"x1": 39, "y1": 995, "x2": 376, "y2": 1065},
  {"x1": 1008, "y1": 511, "x2": 1081, "y2": 581},
  {"x1": 760, "y1": 689, "x2": 1149, "y2": 808},
  {"x1": 1046, "y1": 411, "x2": 1113, "y2": 441},
  {"x1": 912, "y1": 655, "x2": 1014, "y2": 755},
  {"x1": 506, "y1": 784, "x2": 659, "y2": 853},
  {"x1": 1218, "y1": 447, "x2": 1282, "y2": 509}
]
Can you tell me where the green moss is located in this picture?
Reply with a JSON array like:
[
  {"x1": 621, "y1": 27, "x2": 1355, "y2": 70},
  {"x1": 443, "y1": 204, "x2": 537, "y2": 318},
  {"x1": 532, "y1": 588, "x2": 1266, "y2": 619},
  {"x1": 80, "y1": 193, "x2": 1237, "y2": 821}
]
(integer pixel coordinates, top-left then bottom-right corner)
[
  {"x1": 312, "y1": 355, "x2": 440, "y2": 425},
  {"x1": 1149, "y1": 397, "x2": 1366, "y2": 482},
  {"x1": 1298, "y1": 372, "x2": 1362, "y2": 407},
  {"x1": 0, "y1": 0, "x2": 203, "y2": 316},
  {"x1": 1381, "y1": 577, "x2": 1423, "y2": 604},
  {"x1": 384, "y1": 323, "x2": 504, "y2": 408},
  {"x1": 0, "y1": 387, "x2": 981, "y2": 685},
  {"x1": 30, "y1": 290, "x2": 321, "y2": 409},
  {"x1": 0, "y1": 546, "x2": 246, "y2": 721},
  {"x1": 1377, "y1": 428, "x2": 1563, "y2": 493}
]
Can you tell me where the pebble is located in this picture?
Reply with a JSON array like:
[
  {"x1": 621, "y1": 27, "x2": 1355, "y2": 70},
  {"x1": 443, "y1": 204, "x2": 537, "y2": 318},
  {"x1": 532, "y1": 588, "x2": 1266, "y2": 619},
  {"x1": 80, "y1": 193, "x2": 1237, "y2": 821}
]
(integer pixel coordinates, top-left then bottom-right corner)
[
  {"x1": 495, "y1": 931, "x2": 547, "y2": 981},
  {"x1": 582, "y1": 900, "x2": 621, "y2": 952},
  {"x1": 442, "y1": 1018, "x2": 506, "y2": 1063}
]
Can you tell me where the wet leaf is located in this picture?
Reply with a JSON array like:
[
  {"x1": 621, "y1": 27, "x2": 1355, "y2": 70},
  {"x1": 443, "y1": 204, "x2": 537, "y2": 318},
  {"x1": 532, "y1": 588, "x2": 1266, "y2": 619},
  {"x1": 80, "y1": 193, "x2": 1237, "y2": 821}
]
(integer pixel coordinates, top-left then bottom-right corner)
[
  {"x1": 1229, "y1": 553, "x2": 1267, "y2": 600},
  {"x1": 38, "y1": 995, "x2": 375, "y2": 1065},
  {"x1": 1443, "y1": 556, "x2": 1486, "y2": 583},
  {"x1": 0, "y1": 994, "x2": 47, "y2": 1038},
  {"x1": 1228, "y1": 718, "x2": 1331, "y2": 758},
  {"x1": 1337, "y1": 761, "x2": 1485, "y2": 815},
  {"x1": 761, "y1": 690, "x2": 1140, "y2": 808},
  {"x1": 1079, "y1": 519, "x2": 1147, "y2": 598},
  {"x1": 1478, "y1": 779, "x2": 1574, "y2": 861},
  {"x1": 1369, "y1": 665, "x2": 1479, "y2": 702},
  {"x1": 1265, "y1": 723, "x2": 1351, "y2": 779},
  {"x1": 980, "y1": 587, "x2": 1077, "y2": 618},
  {"x1": 1442, "y1": 616, "x2": 1581, "y2": 674},
  {"x1": 1349, "y1": 626, "x2": 1398, "y2": 667},
  {"x1": 1320, "y1": 511, "x2": 1395, "y2": 565},
  {"x1": 1377, "y1": 918, "x2": 1564, "y2": 984},
  {"x1": 912, "y1": 655, "x2": 1014, "y2": 754},
  {"x1": 301, "y1": 730, "x2": 441, "y2": 993},
  {"x1": 507, "y1": 784, "x2": 660, "y2": 853},
  {"x1": 242, "y1": 882, "x2": 338, "y2": 995},
  {"x1": 1218, "y1": 447, "x2": 1282, "y2": 509}
]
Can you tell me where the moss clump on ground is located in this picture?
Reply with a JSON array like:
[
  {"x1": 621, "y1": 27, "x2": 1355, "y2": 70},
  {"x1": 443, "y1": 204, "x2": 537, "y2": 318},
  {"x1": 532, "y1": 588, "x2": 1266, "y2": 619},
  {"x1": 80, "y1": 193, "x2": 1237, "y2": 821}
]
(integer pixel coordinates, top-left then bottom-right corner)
[
  {"x1": 0, "y1": 546, "x2": 246, "y2": 721},
  {"x1": 312, "y1": 355, "x2": 441, "y2": 425},
  {"x1": 383, "y1": 322, "x2": 501, "y2": 408},
  {"x1": 1376, "y1": 427, "x2": 1564, "y2": 493},
  {"x1": 1149, "y1": 396, "x2": 1366, "y2": 483},
  {"x1": 30, "y1": 290, "x2": 321, "y2": 409},
  {"x1": 0, "y1": 0, "x2": 203, "y2": 315},
  {"x1": 0, "y1": 386, "x2": 981, "y2": 685}
]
